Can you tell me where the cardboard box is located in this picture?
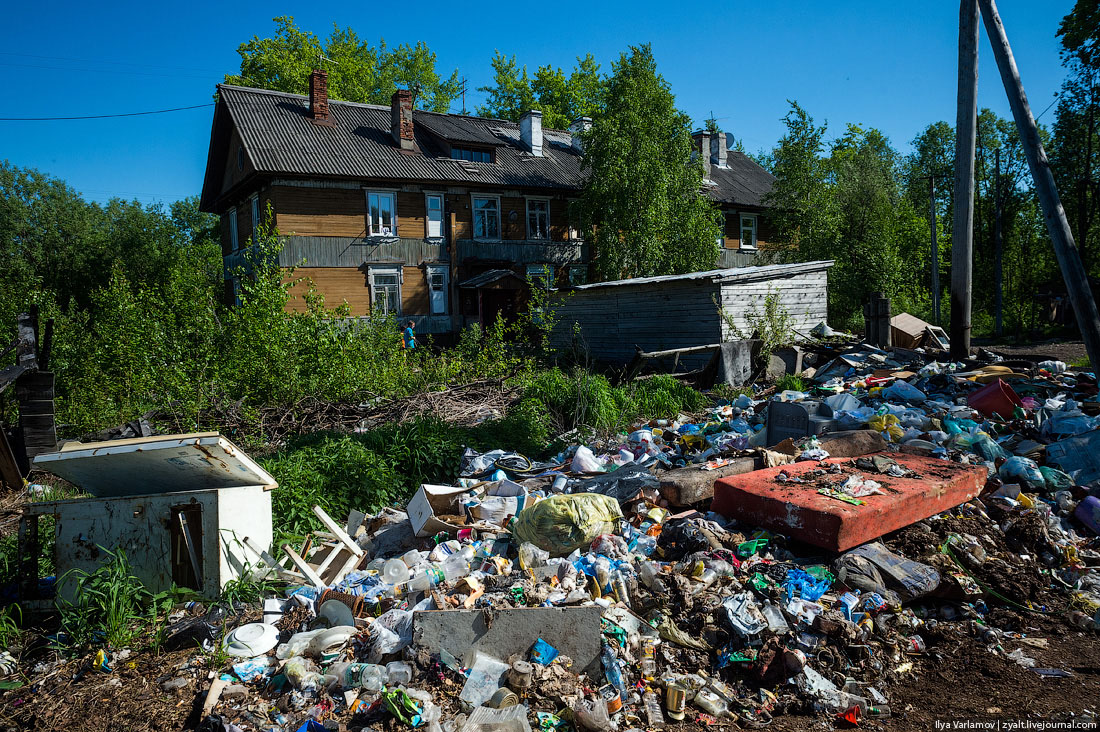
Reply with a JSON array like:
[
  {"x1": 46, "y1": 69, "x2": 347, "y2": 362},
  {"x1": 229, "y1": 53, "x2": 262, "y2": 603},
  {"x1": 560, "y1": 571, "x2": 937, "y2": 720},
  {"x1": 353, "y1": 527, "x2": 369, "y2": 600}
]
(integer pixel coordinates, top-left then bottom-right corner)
[{"x1": 407, "y1": 484, "x2": 471, "y2": 537}]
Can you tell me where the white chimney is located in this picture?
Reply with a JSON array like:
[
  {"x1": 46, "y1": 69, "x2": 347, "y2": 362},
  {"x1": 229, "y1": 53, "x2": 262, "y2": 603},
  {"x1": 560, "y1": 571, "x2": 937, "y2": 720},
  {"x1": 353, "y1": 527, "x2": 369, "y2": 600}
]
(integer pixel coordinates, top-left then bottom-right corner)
[
  {"x1": 520, "y1": 110, "x2": 543, "y2": 156},
  {"x1": 568, "y1": 116, "x2": 592, "y2": 153},
  {"x1": 710, "y1": 132, "x2": 727, "y2": 168}
]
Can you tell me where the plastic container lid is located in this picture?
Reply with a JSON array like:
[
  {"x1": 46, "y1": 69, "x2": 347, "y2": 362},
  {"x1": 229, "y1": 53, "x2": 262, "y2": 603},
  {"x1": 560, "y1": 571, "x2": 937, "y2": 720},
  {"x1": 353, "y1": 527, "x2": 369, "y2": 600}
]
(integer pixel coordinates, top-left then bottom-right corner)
[{"x1": 222, "y1": 623, "x2": 279, "y2": 658}]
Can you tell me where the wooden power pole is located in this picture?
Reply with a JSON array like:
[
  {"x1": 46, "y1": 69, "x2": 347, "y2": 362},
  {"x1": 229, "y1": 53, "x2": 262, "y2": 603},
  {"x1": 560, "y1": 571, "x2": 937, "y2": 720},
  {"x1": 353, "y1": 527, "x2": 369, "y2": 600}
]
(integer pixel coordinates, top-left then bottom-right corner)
[
  {"x1": 929, "y1": 175, "x2": 941, "y2": 325},
  {"x1": 951, "y1": 0, "x2": 979, "y2": 360},
  {"x1": 978, "y1": 0, "x2": 1100, "y2": 369}
]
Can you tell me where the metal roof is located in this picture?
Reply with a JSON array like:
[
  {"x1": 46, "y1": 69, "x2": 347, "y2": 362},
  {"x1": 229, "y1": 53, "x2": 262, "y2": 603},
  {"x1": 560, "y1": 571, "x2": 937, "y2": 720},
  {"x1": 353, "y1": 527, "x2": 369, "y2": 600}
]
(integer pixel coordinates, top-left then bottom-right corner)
[
  {"x1": 568, "y1": 260, "x2": 835, "y2": 292},
  {"x1": 457, "y1": 269, "x2": 525, "y2": 289},
  {"x1": 201, "y1": 85, "x2": 777, "y2": 213}
]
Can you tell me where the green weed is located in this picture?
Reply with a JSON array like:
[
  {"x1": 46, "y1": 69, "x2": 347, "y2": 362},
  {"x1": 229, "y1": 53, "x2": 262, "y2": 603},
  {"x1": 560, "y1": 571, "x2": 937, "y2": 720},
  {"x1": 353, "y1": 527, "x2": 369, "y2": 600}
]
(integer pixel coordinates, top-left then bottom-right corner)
[
  {"x1": 0, "y1": 604, "x2": 21, "y2": 647},
  {"x1": 775, "y1": 373, "x2": 807, "y2": 393},
  {"x1": 57, "y1": 547, "x2": 151, "y2": 650}
]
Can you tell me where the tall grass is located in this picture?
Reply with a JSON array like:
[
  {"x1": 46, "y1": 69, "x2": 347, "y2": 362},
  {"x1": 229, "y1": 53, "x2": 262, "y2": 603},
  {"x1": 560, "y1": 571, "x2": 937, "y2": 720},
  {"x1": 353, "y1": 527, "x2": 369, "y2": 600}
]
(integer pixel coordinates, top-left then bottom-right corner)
[{"x1": 57, "y1": 547, "x2": 151, "y2": 650}]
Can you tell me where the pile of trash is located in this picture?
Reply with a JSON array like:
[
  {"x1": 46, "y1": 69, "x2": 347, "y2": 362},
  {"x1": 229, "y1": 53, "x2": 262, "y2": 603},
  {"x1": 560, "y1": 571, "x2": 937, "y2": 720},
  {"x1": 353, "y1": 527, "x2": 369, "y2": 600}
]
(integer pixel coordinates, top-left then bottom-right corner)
[{"x1": 9, "y1": 340, "x2": 1100, "y2": 731}]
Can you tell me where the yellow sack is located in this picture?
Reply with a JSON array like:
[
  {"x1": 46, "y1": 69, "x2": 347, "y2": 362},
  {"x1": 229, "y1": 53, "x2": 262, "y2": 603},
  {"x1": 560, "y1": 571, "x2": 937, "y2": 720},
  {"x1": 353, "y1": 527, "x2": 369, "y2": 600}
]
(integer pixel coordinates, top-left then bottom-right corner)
[
  {"x1": 867, "y1": 413, "x2": 904, "y2": 442},
  {"x1": 511, "y1": 493, "x2": 623, "y2": 557}
]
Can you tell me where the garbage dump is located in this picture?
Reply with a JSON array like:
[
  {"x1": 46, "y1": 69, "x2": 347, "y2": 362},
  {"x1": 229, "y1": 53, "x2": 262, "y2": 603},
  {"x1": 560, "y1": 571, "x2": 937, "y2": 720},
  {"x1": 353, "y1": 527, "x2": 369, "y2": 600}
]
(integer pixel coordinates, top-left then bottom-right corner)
[{"x1": 5, "y1": 336, "x2": 1100, "y2": 729}]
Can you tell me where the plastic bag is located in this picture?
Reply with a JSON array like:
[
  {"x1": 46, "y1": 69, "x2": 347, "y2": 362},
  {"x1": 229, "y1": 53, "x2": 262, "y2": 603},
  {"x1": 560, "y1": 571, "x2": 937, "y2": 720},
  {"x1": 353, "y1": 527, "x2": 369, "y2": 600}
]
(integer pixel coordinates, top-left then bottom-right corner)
[
  {"x1": 460, "y1": 704, "x2": 532, "y2": 732},
  {"x1": 867, "y1": 414, "x2": 904, "y2": 442},
  {"x1": 998, "y1": 456, "x2": 1045, "y2": 490},
  {"x1": 368, "y1": 610, "x2": 412, "y2": 662},
  {"x1": 511, "y1": 493, "x2": 623, "y2": 556},
  {"x1": 459, "y1": 652, "x2": 510, "y2": 707},
  {"x1": 1039, "y1": 466, "x2": 1074, "y2": 492},
  {"x1": 573, "y1": 698, "x2": 612, "y2": 732},
  {"x1": 838, "y1": 542, "x2": 939, "y2": 602},
  {"x1": 571, "y1": 446, "x2": 604, "y2": 473},
  {"x1": 882, "y1": 380, "x2": 927, "y2": 403}
]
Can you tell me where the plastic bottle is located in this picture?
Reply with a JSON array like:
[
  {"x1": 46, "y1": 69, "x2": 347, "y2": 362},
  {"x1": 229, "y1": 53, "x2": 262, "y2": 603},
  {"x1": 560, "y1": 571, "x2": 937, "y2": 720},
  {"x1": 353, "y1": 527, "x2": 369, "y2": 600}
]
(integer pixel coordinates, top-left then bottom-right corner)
[
  {"x1": 866, "y1": 705, "x2": 892, "y2": 719},
  {"x1": 693, "y1": 689, "x2": 729, "y2": 718},
  {"x1": 386, "y1": 660, "x2": 413, "y2": 685},
  {"x1": 643, "y1": 688, "x2": 665, "y2": 728},
  {"x1": 612, "y1": 571, "x2": 632, "y2": 608},
  {"x1": 441, "y1": 555, "x2": 470, "y2": 581},
  {"x1": 601, "y1": 643, "x2": 627, "y2": 697},
  {"x1": 638, "y1": 561, "x2": 667, "y2": 594},
  {"x1": 383, "y1": 558, "x2": 410, "y2": 585},
  {"x1": 327, "y1": 662, "x2": 387, "y2": 691},
  {"x1": 640, "y1": 637, "x2": 658, "y2": 681},
  {"x1": 406, "y1": 565, "x2": 445, "y2": 592}
]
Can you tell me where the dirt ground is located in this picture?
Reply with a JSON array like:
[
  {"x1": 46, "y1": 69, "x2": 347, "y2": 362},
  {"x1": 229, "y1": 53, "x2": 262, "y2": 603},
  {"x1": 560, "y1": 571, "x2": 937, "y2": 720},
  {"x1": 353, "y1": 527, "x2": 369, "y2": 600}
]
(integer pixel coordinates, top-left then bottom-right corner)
[{"x1": 987, "y1": 340, "x2": 1088, "y2": 366}]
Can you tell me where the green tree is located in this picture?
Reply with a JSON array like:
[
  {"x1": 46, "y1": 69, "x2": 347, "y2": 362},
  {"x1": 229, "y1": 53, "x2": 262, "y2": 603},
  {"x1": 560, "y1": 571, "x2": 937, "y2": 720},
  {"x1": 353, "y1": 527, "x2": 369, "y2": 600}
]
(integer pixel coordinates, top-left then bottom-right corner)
[
  {"x1": 226, "y1": 16, "x2": 461, "y2": 112},
  {"x1": 575, "y1": 44, "x2": 720, "y2": 280},
  {"x1": 478, "y1": 52, "x2": 604, "y2": 128}
]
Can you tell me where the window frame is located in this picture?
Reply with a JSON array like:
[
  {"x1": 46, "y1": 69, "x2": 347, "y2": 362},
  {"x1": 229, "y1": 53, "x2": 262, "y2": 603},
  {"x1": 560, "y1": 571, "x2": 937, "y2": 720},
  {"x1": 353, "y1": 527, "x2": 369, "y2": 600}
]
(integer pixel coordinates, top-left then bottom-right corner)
[
  {"x1": 366, "y1": 189, "x2": 399, "y2": 238},
  {"x1": 424, "y1": 193, "x2": 444, "y2": 240},
  {"x1": 228, "y1": 208, "x2": 239, "y2": 250},
  {"x1": 525, "y1": 263, "x2": 554, "y2": 290},
  {"x1": 450, "y1": 147, "x2": 492, "y2": 163},
  {"x1": 567, "y1": 264, "x2": 587, "y2": 286},
  {"x1": 368, "y1": 265, "x2": 403, "y2": 317},
  {"x1": 525, "y1": 197, "x2": 551, "y2": 241},
  {"x1": 739, "y1": 214, "x2": 758, "y2": 250},
  {"x1": 471, "y1": 194, "x2": 502, "y2": 242},
  {"x1": 567, "y1": 201, "x2": 584, "y2": 242},
  {"x1": 250, "y1": 195, "x2": 259, "y2": 242},
  {"x1": 426, "y1": 264, "x2": 449, "y2": 316}
]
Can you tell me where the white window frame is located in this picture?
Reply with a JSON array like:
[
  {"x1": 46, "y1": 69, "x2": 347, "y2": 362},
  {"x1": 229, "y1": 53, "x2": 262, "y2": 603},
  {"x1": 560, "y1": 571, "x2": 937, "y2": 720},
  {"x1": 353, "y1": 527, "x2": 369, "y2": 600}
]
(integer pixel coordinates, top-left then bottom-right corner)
[
  {"x1": 425, "y1": 193, "x2": 444, "y2": 239},
  {"x1": 471, "y1": 194, "x2": 501, "y2": 242},
  {"x1": 739, "y1": 214, "x2": 758, "y2": 250},
  {"x1": 228, "y1": 208, "x2": 239, "y2": 250},
  {"x1": 526, "y1": 263, "x2": 554, "y2": 290},
  {"x1": 426, "y1": 265, "x2": 449, "y2": 316},
  {"x1": 525, "y1": 197, "x2": 550, "y2": 241},
  {"x1": 366, "y1": 189, "x2": 398, "y2": 238},
  {"x1": 567, "y1": 264, "x2": 587, "y2": 286},
  {"x1": 368, "y1": 265, "x2": 403, "y2": 317},
  {"x1": 250, "y1": 195, "x2": 259, "y2": 242}
]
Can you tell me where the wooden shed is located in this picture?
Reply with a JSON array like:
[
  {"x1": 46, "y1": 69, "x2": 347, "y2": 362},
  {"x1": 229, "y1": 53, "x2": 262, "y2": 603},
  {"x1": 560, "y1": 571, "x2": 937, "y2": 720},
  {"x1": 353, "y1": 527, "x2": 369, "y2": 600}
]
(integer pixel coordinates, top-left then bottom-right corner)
[{"x1": 549, "y1": 261, "x2": 833, "y2": 366}]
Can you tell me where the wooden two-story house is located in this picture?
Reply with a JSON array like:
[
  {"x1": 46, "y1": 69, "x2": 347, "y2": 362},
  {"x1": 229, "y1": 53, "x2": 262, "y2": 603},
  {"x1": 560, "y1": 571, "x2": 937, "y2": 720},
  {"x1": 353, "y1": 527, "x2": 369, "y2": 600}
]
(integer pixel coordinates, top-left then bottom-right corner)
[{"x1": 199, "y1": 70, "x2": 776, "y2": 337}]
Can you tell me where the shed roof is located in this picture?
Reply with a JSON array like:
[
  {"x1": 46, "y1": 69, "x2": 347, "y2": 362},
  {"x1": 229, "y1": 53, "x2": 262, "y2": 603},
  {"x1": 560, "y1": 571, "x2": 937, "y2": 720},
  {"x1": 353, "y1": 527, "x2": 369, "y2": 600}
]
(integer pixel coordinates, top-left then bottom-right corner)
[
  {"x1": 569, "y1": 261, "x2": 835, "y2": 292},
  {"x1": 457, "y1": 269, "x2": 525, "y2": 289}
]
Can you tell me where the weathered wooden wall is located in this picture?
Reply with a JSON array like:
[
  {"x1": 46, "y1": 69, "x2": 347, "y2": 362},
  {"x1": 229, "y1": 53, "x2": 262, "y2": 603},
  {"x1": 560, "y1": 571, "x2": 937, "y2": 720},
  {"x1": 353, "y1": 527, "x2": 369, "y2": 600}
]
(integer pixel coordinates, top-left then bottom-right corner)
[
  {"x1": 549, "y1": 279, "x2": 724, "y2": 366},
  {"x1": 717, "y1": 269, "x2": 829, "y2": 338},
  {"x1": 284, "y1": 267, "x2": 372, "y2": 315}
]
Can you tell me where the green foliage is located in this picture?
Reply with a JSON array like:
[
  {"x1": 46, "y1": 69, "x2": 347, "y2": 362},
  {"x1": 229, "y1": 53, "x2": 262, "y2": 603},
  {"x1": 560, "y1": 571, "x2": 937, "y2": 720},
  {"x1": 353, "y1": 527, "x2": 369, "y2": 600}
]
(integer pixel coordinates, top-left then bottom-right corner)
[
  {"x1": 0, "y1": 605, "x2": 21, "y2": 648},
  {"x1": 576, "y1": 44, "x2": 721, "y2": 280},
  {"x1": 522, "y1": 368, "x2": 703, "y2": 435},
  {"x1": 709, "y1": 383, "x2": 752, "y2": 403},
  {"x1": 227, "y1": 16, "x2": 461, "y2": 112},
  {"x1": 1058, "y1": 0, "x2": 1100, "y2": 70},
  {"x1": 478, "y1": 52, "x2": 604, "y2": 128},
  {"x1": 775, "y1": 373, "x2": 806, "y2": 393},
  {"x1": 717, "y1": 290, "x2": 798, "y2": 364},
  {"x1": 57, "y1": 548, "x2": 151, "y2": 650}
]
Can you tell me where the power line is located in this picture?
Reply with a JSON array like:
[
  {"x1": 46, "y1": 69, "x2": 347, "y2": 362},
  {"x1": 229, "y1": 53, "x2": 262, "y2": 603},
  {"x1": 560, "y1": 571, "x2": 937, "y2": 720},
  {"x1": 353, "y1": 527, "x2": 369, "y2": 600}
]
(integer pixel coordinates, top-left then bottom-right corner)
[{"x1": 0, "y1": 104, "x2": 213, "y2": 121}]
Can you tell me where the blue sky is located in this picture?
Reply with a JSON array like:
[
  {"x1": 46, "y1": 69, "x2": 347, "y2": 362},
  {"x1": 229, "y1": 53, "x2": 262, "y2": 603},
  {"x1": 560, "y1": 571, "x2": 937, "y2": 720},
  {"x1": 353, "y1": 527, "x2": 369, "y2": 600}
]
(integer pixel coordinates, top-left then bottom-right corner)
[{"x1": 1, "y1": 0, "x2": 1075, "y2": 206}]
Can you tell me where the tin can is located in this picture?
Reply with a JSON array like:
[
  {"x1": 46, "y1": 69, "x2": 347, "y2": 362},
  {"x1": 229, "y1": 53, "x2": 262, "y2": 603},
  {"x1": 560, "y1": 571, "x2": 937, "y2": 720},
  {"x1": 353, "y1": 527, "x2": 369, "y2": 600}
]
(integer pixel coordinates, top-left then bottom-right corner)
[
  {"x1": 457, "y1": 527, "x2": 477, "y2": 542},
  {"x1": 666, "y1": 683, "x2": 686, "y2": 720},
  {"x1": 600, "y1": 684, "x2": 623, "y2": 714}
]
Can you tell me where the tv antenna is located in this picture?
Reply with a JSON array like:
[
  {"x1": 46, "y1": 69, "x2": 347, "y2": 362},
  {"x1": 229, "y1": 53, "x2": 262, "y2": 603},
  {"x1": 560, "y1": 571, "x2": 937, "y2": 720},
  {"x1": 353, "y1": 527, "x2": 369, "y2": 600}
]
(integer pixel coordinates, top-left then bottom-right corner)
[{"x1": 458, "y1": 77, "x2": 468, "y2": 115}]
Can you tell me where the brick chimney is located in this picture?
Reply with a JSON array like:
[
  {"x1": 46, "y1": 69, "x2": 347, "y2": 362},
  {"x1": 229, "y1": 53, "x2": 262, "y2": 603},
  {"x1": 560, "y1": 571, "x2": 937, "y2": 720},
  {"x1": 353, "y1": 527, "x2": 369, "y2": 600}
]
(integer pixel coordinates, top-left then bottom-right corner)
[
  {"x1": 308, "y1": 69, "x2": 334, "y2": 126},
  {"x1": 391, "y1": 89, "x2": 415, "y2": 151},
  {"x1": 520, "y1": 110, "x2": 543, "y2": 156},
  {"x1": 710, "y1": 132, "x2": 727, "y2": 168},
  {"x1": 693, "y1": 131, "x2": 712, "y2": 177},
  {"x1": 568, "y1": 116, "x2": 591, "y2": 153}
]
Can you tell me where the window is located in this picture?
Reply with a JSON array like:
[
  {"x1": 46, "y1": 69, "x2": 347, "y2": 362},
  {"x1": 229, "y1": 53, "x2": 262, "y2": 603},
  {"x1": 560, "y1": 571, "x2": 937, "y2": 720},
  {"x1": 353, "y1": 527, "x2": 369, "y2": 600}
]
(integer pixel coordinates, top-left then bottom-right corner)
[
  {"x1": 425, "y1": 194, "x2": 443, "y2": 239},
  {"x1": 568, "y1": 265, "x2": 587, "y2": 286},
  {"x1": 526, "y1": 198, "x2": 550, "y2": 240},
  {"x1": 526, "y1": 264, "x2": 554, "y2": 290},
  {"x1": 250, "y1": 195, "x2": 259, "y2": 242},
  {"x1": 451, "y1": 147, "x2": 492, "y2": 163},
  {"x1": 568, "y1": 203, "x2": 584, "y2": 241},
  {"x1": 427, "y1": 265, "x2": 448, "y2": 315},
  {"x1": 368, "y1": 191, "x2": 397, "y2": 237},
  {"x1": 740, "y1": 214, "x2": 757, "y2": 250},
  {"x1": 370, "y1": 267, "x2": 401, "y2": 316},
  {"x1": 472, "y1": 196, "x2": 500, "y2": 240},
  {"x1": 228, "y1": 209, "x2": 239, "y2": 250}
]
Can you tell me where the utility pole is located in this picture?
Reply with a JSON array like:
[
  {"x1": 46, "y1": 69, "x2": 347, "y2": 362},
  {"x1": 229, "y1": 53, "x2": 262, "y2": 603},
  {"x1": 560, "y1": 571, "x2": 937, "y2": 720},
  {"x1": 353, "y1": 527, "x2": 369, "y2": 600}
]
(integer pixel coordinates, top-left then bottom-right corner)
[
  {"x1": 978, "y1": 0, "x2": 1100, "y2": 370},
  {"x1": 928, "y1": 175, "x2": 941, "y2": 325},
  {"x1": 951, "y1": 0, "x2": 979, "y2": 360},
  {"x1": 994, "y1": 147, "x2": 1004, "y2": 337}
]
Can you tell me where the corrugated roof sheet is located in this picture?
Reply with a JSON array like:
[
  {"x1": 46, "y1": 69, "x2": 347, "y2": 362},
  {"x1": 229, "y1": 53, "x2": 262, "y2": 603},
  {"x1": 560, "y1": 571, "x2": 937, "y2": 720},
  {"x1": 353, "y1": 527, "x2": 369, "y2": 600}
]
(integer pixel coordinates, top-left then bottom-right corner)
[
  {"x1": 457, "y1": 269, "x2": 524, "y2": 289},
  {"x1": 202, "y1": 85, "x2": 776, "y2": 211},
  {"x1": 569, "y1": 261, "x2": 835, "y2": 291}
]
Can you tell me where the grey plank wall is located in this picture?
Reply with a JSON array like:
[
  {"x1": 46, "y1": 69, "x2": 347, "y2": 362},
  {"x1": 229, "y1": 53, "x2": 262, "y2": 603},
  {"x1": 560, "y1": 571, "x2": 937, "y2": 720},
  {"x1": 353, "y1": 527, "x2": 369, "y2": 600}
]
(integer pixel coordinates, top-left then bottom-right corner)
[
  {"x1": 717, "y1": 270, "x2": 829, "y2": 339},
  {"x1": 550, "y1": 280, "x2": 723, "y2": 366}
]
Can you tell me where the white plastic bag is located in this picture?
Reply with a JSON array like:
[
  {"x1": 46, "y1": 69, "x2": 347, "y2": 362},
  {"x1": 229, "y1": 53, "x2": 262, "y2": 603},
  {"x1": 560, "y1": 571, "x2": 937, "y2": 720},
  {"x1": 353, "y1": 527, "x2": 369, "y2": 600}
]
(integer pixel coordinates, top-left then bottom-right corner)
[{"x1": 571, "y1": 446, "x2": 603, "y2": 473}]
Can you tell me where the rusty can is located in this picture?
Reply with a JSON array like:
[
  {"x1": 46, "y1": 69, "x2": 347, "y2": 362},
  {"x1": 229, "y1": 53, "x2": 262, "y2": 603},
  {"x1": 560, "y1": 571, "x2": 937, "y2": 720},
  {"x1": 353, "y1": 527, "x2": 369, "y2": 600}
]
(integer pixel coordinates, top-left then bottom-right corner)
[
  {"x1": 599, "y1": 684, "x2": 623, "y2": 714},
  {"x1": 666, "y1": 683, "x2": 686, "y2": 721}
]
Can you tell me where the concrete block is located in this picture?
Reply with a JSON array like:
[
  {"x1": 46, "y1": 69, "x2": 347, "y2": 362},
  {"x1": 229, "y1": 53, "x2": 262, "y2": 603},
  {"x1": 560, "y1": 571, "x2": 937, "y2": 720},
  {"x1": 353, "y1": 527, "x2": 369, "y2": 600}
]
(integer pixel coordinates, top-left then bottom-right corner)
[
  {"x1": 767, "y1": 346, "x2": 804, "y2": 380},
  {"x1": 817, "y1": 430, "x2": 888, "y2": 458},
  {"x1": 718, "y1": 341, "x2": 758, "y2": 386},
  {"x1": 413, "y1": 606, "x2": 603, "y2": 675},
  {"x1": 658, "y1": 457, "x2": 759, "y2": 506},
  {"x1": 711, "y1": 454, "x2": 986, "y2": 552}
]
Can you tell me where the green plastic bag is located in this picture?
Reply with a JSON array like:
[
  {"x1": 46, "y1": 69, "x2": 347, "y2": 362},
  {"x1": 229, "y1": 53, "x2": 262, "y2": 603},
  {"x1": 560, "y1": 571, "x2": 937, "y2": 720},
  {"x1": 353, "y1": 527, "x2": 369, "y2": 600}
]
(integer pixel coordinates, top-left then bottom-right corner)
[{"x1": 511, "y1": 493, "x2": 623, "y2": 556}]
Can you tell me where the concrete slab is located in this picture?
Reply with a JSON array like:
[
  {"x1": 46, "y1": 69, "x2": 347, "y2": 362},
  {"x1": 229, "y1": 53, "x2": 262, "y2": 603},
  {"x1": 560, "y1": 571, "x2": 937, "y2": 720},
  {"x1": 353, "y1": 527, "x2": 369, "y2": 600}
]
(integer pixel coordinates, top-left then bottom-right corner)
[
  {"x1": 412, "y1": 606, "x2": 603, "y2": 675},
  {"x1": 658, "y1": 457, "x2": 759, "y2": 506},
  {"x1": 711, "y1": 454, "x2": 986, "y2": 552}
]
